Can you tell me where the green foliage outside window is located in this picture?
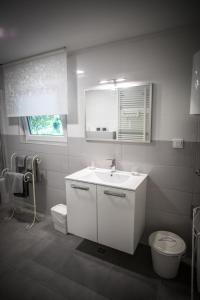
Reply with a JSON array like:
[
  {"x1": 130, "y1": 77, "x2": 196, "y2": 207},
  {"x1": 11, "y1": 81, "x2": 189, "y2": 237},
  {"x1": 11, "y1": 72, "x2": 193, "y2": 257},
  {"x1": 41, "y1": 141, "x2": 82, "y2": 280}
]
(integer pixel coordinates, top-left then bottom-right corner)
[{"x1": 27, "y1": 115, "x2": 64, "y2": 135}]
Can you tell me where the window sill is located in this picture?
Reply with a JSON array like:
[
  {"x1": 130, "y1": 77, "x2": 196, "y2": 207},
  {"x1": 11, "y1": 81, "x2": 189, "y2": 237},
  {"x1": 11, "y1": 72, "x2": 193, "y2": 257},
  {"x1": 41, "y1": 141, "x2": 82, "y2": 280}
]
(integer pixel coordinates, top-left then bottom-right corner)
[{"x1": 20, "y1": 135, "x2": 67, "y2": 146}]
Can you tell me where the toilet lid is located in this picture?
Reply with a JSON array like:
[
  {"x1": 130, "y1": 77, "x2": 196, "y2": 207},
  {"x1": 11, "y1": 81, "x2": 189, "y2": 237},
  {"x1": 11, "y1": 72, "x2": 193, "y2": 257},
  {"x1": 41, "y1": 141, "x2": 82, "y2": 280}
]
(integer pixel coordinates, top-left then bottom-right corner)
[
  {"x1": 51, "y1": 204, "x2": 67, "y2": 216},
  {"x1": 149, "y1": 231, "x2": 186, "y2": 256}
]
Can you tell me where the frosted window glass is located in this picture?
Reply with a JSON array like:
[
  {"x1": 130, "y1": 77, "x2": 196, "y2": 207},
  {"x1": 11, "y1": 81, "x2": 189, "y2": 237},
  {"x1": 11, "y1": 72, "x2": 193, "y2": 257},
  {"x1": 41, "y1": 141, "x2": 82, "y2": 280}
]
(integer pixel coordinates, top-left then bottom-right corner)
[{"x1": 3, "y1": 49, "x2": 68, "y2": 117}]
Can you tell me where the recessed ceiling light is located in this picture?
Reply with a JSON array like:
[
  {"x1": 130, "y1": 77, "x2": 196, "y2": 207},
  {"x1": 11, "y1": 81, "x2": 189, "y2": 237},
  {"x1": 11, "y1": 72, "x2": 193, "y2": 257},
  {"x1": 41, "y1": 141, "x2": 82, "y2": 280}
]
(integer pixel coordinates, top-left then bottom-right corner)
[{"x1": 76, "y1": 70, "x2": 85, "y2": 75}]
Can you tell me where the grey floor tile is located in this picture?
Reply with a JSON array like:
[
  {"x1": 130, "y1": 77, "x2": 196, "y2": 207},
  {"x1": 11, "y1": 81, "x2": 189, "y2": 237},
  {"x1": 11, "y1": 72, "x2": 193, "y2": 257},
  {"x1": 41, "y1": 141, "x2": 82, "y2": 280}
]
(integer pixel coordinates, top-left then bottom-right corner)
[
  {"x1": 14, "y1": 258, "x2": 109, "y2": 300},
  {"x1": 0, "y1": 269, "x2": 68, "y2": 300},
  {"x1": 0, "y1": 225, "x2": 53, "y2": 265},
  {"x1": 77, "y1": 239, "x2": 157, "y2": 279},
  {"x1": 104, "y1": 267, "x2": 158, "y2": 300},
  {"x1": 0, "y1": 262, "x2": 14, "y2": 279},
  {"x1": 40, "y1": 266, "x2": 110, "y2": 300},
  {"x1": 24, "y1": 282, "x2": 69, "y2": 300},
  {"x1": 0, "y1": 270, "x2": 31, "y2": 300},
  {"x1": 157, "y1": 280, "x2": 190, "y2": 300},
  {"x1": 55, "y1": 251, "x2": 112, "y2": 296},
  {"x1": 33, "y1": 234, "x2": 82, "y2": 271},
  {"x1": 0, "y1": 217, "x2": 191, "y2": 300}
]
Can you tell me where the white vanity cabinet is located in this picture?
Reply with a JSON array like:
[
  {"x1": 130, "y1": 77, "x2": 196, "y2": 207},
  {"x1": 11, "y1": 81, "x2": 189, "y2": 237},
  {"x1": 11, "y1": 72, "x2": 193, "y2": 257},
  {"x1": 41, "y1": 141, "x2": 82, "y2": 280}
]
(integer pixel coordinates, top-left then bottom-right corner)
[
  {"x1": 97, "y1": 183, "x2": 146, "y2": 254},
  {"x1": 97, "y1": 186, "x2": 135, "y2": 253},
  {"x1": 66, "y1": 180, "x2": 97, "y2": 242},
  {"x1": 97, "y1": 186, "x2": 134, "y2": 254},
  {"x1": 65, "y1": 168, "x2": 147, "y2": 255}
]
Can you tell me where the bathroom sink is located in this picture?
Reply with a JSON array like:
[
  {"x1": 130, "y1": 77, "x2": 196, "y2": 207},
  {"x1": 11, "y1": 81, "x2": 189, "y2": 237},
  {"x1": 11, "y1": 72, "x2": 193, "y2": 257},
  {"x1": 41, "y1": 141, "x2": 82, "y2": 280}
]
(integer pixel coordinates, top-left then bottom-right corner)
[
  {"x1": 94, "y1": 170, "x2": 130, "y2": 184},
  {"x1": 81, "y1": 169, "x2": 131, "y2": 184},
  {"x1": 65, "y1": 167, "x2": 147, "y2": 191}
]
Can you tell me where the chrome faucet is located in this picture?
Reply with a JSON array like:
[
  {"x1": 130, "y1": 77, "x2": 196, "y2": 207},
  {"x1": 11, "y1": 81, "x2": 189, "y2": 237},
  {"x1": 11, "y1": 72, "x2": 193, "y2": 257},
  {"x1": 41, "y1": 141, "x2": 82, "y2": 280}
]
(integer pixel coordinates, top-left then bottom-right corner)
[{"x1": 106, "y1": 158, "x2": 116, "y2": 173}]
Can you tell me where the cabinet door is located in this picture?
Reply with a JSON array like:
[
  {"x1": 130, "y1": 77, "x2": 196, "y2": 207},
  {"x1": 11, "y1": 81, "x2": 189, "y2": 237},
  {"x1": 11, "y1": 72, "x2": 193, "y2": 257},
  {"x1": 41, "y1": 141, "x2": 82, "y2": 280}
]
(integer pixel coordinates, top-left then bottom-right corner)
[
  {"x1": 66, "y1": 180, "x2": 97, "y2": 242},
  {"x1": 97, "y1": 185, "x2": 135, "y2": 254}
]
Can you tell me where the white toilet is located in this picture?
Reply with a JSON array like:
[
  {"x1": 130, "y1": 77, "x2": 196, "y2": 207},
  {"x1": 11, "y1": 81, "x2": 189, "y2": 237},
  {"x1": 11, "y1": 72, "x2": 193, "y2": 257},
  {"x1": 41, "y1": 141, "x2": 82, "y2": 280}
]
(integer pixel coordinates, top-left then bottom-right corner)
[
  {"x1": 149, "y1": 231, "x2": 186, "y2": 279},
  {"x1": 51, "y1": 204, "x2": 68, "y2": 234}
]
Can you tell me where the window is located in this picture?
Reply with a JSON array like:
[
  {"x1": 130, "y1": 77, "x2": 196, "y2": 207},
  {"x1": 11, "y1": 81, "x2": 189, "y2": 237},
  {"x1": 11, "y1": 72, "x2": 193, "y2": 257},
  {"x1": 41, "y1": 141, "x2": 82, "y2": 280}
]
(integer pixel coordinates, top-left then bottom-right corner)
[
  {"x1": 27, "y1": 115, "x2": 64, "y2": 136},
  {"x1": 22, "y1": 115, "x2": 67, "y2": 143}
]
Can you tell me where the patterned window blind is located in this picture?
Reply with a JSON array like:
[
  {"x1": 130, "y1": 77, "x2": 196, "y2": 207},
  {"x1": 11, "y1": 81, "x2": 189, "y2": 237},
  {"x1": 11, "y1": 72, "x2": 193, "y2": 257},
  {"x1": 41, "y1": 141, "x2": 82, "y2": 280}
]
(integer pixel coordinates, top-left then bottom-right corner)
[
  {"x1": 118, "y1": 83, "x2": 152, "y2": 142},
  {"x1": 3, "y1": 49, "x2": 68, "y2": 117}
]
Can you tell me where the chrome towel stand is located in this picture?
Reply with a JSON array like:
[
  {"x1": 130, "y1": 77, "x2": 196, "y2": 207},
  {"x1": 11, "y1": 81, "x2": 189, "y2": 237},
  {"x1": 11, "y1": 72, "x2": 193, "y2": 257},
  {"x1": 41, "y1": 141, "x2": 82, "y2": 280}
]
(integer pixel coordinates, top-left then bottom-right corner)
[
  {"x1": 1, "y1": 153, "x2": 41, "y2": 229},
  {"x1": 26, "y1": 154, "x2": 40, "y2": 229}
]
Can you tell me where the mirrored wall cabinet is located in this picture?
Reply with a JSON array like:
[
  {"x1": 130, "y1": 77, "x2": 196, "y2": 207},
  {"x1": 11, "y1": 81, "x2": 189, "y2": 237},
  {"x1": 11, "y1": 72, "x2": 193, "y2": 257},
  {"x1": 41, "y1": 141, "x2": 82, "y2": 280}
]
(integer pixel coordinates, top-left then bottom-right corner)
[
  {"x1": 190, "y1": 50, "x2": 200, "y2": 114},
  {"x1": 85, "y1": 82, "x2": 152, "y2": 143}
]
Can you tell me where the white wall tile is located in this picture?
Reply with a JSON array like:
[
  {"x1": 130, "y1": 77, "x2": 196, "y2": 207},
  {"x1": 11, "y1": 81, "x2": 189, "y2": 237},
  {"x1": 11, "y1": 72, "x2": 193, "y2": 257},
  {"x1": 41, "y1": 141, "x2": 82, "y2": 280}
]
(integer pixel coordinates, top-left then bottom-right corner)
[
  {"x1": 39, "y1": 153, "x2": 68, "y2": 173},
  {"x1": 68, "y1": 155, "x2": 89, "y2": 174},
  {"x1": 147, "y1": 186, "x2": 192, "y2": 216},
  {"x1": 68, "y1": 138, "x2": 122, "y2": 164},
  {"x1": 46, "y1": 170, "x2": 68, "y2": 190},
  {"x1": 145, "y1": 210, "x2": 192, "y2": 249},
  {"x1": 122, "y1": 141, "x2": 195, "y2": 168},
  {"x1": 45, "y1": 187, "x2": 66, "y2": 213},
  {"x1": 149, "y1": 165, "x2": 194, "y2": 193}
]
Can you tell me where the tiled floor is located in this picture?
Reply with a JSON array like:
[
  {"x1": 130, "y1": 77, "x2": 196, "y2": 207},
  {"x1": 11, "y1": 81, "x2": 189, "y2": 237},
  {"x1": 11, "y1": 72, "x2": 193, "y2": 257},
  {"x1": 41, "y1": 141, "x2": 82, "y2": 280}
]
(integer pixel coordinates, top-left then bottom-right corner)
[{"x1": 0, "y1": 211, "x2": 194, "y2": 300}]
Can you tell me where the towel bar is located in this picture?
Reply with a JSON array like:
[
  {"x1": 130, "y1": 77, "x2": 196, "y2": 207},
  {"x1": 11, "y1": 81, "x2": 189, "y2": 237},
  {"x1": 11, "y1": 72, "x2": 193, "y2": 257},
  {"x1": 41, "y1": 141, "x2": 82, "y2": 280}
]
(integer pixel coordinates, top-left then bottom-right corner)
[{"x1": 2, "y1": 153, "x2": 41, "y2": 229}]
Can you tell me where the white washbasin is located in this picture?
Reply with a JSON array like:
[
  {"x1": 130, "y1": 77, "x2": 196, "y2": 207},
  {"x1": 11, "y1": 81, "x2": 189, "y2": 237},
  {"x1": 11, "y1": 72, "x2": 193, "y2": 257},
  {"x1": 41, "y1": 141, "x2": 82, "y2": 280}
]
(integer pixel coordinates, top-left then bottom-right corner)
[
  {"x1": 94, "y1": 170, "x2": 130, "y2": 184},
  {"x1": 65, "y1": 167, "x2": 147, "y2": 191}
]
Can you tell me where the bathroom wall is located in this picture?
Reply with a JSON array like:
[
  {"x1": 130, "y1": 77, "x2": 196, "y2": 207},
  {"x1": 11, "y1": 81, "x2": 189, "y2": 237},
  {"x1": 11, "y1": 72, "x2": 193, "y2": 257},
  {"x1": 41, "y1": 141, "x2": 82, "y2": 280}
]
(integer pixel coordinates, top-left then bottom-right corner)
[{"x1": 1, "y1": 25, "x2": 200, "y2": 248}]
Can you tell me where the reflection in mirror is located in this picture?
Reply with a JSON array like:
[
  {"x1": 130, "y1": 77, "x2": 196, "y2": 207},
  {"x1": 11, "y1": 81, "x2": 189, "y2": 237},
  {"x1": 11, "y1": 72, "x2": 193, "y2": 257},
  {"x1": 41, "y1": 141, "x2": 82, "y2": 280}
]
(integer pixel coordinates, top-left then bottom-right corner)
[
  {"x1": 85, "y1": 82, "x2": 152, "y2": 143},
  {"x1": 85, "y1": 88, "x2": 118, "y2": 140}
]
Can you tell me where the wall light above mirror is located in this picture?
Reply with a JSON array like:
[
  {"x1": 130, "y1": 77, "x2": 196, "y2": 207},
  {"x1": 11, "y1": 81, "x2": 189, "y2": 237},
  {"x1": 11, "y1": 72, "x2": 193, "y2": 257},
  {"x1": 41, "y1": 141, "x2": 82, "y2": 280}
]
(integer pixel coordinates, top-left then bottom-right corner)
[
  {"x1": 85, "y1": 81, "x2": 152, "y2": 143},
  {"x1": 99, "y1": 78, "x2": 126, "y2": 84}
]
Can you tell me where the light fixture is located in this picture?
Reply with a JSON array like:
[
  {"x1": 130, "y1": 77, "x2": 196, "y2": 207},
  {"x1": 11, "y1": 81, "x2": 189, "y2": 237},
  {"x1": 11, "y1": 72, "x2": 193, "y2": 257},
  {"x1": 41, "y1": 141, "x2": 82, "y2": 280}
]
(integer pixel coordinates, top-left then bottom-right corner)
[
  {"x1": 76, "y1": 70, "x2": 85, "y2": 75},
  {"x1": 116, "y1": 78, "x2": 126, "y2": 82},
  {"x1": 99, "y1": 78, "x2": 126, "y2": 85},
  {"x1": 99, "y1": 80, "x2": 110, "y2": 84}
]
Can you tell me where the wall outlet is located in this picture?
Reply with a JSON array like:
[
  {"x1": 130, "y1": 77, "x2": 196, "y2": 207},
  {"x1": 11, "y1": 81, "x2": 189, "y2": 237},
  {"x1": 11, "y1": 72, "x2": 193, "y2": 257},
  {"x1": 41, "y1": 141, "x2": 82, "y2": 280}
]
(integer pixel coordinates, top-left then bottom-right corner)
[{"x1": 172, "y1": 138, "x2": 184, "y2": 149}]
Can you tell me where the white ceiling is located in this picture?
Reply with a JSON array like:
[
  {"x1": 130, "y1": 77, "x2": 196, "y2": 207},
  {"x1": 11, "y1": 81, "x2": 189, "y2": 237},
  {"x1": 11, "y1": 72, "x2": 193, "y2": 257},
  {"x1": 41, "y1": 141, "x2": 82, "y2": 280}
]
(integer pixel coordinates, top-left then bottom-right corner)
[{"x1": 0, "y1": 0, "x2": 199, "y2": 64}]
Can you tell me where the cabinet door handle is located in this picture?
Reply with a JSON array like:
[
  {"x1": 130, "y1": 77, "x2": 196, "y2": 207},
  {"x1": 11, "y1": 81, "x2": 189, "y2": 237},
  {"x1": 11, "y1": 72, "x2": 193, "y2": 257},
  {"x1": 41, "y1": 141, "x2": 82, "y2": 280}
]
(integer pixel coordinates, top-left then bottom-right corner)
[
  {"x1": 71, "y1": 184, "x2": 89, "y2": 191},
  {"x1": 104, "y1": 190, "x2": 126, "y2": 198}
]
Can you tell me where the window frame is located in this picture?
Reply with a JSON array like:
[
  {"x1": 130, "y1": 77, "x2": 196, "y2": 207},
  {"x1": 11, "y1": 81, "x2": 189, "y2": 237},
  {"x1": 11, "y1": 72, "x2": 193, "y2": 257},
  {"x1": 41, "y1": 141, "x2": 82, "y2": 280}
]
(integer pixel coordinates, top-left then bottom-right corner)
[{"x1": 22, "y1": 115, "x2": 67, "y2": 144}]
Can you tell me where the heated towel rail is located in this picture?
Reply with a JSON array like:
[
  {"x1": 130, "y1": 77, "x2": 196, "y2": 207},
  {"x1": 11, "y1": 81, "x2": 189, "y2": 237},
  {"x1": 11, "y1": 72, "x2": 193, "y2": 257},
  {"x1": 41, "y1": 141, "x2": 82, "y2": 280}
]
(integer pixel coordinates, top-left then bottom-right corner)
[{"x1": 0, "y1": 152, "x2": 41, "y2": 229}]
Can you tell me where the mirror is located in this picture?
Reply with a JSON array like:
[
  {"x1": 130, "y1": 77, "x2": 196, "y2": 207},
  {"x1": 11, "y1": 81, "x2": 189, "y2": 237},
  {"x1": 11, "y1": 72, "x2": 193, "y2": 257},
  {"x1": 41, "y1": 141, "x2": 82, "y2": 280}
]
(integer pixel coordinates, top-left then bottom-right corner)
[{"x1": 85, "y1": 82, "x2": 152, "y2": 143}]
